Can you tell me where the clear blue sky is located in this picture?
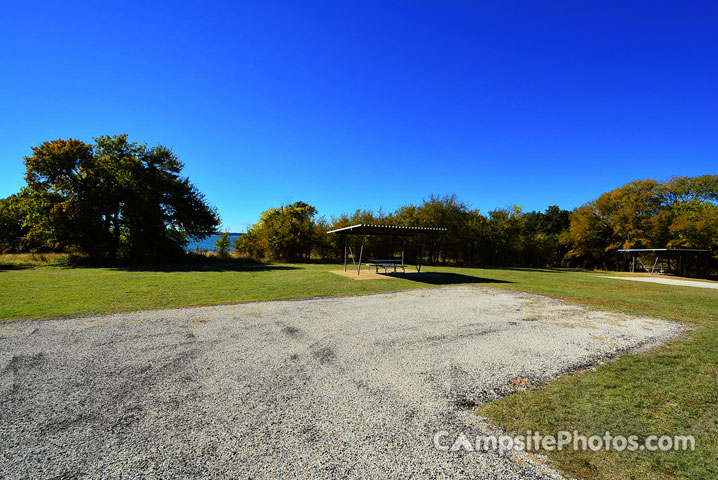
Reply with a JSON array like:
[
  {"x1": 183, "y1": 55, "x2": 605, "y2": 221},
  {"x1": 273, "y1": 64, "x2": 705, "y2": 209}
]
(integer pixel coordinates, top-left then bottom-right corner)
[{"x1": 1, "y1": 1, "x2": 716, "y2": 231}]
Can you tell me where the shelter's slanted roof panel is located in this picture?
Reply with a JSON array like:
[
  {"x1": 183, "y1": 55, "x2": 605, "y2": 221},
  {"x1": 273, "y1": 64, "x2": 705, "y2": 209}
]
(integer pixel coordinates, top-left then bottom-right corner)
[{"x1": 327, "y1": 224, "x2": 447, "y2": 236}]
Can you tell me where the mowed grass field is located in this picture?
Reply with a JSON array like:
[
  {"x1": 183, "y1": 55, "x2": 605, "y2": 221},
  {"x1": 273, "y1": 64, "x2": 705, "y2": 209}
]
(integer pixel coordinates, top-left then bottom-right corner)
[{"x1": 1, "y1": 256, "x2": 716, "y2": 479}]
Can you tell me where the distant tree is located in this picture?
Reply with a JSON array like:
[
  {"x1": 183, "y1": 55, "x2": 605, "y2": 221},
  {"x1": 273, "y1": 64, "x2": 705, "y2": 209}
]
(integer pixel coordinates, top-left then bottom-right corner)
[
  {"x1": 563, "y1": 201, "x2": 611, "y2": 268},
  {"x1": 485, "y1": 206, "x2": 526, "y2": 266},
  {"x1": 415, "y1": 194, "x2": 472, "y2": 264},
  {"x1": 312, "y1": 216, "x2": 333, "y2": 260},
  {"x1": 523, "y1": 205, "x2": 571, "y2": 266},
  {"x1": 0, "y1": 194, "x2": 25, "y2": 253},
  {"x1": 663, "y1": 174, "x2": 718, "y2": 205},
  {"x1": 236, "y1": 201, "x2": 317, "y2": 261},
  {"x1": 664, "y1": 175, "x2": 718, "y2": 275},
  {"x1": 18, "y1": 135, "x2": 220, "y2": 261},
  {"x1": 664, "y1": 175, "x2": 718, "y2": 249},
  {"x1": 599, "y1": 179, "x2": 670, "y2": 251},
  {"x1": 563, "y1": 176, "x2": 718, "y2": 272},
  {"x1": 234, "y1": 228, "x2": 264, "y2": 258},
  {"x1": 214, "y1": 232, "x2": 231, "y2": 258},
  {"x1": 0, "y1": 188, "x2": 68, "y2": 253}
]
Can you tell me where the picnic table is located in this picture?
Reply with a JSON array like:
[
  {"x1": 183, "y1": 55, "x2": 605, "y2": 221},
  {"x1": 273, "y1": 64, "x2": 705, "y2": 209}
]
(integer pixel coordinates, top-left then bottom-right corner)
[{"x1": 366, "y1": 259, "x2": 407, "y2": 273}]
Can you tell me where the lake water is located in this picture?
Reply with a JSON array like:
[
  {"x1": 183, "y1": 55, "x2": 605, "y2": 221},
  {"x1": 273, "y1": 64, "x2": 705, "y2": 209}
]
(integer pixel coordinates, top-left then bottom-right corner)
[{"x1": 186, "y1": 233, "x2": 243, "y2": 251}]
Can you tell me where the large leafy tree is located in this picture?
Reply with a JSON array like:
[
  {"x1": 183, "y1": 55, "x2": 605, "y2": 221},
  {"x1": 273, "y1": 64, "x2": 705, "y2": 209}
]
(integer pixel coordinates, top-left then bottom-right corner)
[
  {"x1": 486, "y1": 206, "x2": 526, "y2": 266},
  {"x1": 523, "y1": 205, "x2": 571, "y2": 267},
  {"x1": 665, "y1": 176, "x2": 718, "y2": 265},
  {"x1": 414, "y1": 194, "x2": 472, "y2": 264},
  {"x1": 563, "y1": 200, "x2": 614, "y2": 268},
  {"x1": 0, "y1": 194, "x2": 26, "y2": 253},
  {"x1": 236, "y1": 201, "x2": 317, "y2": 261},
  {"x1": 0, "y1": 188, "x2": 66, "y2": 253},
  {"x1": 564, "y1": 176, "x2": 718, "y2": 270},
  {"x1": 20, "y1": 135, "x2": 220, "y2": 260}
]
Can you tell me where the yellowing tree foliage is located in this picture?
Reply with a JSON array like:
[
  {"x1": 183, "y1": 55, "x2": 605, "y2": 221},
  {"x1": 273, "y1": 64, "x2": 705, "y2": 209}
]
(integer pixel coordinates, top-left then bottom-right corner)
[
  {"x1": 235, "y1": 202, "x2": 317, "y2": 261},
  {"x1": 564, "y1": 176, "x2": 717, "y2": 271}
]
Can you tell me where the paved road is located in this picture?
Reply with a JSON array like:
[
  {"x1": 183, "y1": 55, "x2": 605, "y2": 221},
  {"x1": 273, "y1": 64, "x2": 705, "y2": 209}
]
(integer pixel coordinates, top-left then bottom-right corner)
[
  {"x1": 600, "y1": 275, "x2": 718, "y2": 290},
  {"x1": 0, "y1": 286, "x2": 681, "y2": 479}
]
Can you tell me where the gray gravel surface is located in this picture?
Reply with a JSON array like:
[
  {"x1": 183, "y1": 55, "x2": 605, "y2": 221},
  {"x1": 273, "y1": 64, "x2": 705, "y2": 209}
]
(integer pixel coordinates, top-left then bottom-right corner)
[
  {"x1": 0, "y1": 286, "x2": 682, "y2": 479},
  {"x1": 599, "y1": 275, "x2": 718, "y2": 290}
]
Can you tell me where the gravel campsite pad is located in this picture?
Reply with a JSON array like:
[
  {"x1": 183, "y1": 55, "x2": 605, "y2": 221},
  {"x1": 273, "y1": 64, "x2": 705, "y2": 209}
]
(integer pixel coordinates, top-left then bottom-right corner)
[{"x1": 0, "y1": 286, "x2": 682, "y2": 479}]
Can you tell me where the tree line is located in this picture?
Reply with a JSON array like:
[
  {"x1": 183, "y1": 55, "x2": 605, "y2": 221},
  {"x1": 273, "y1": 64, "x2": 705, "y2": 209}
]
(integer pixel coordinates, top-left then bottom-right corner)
[
  {"x1": 234, "y1": 177, "x2": 717, "y2": 276},
  {"x1": 233, "y1": 197, "x2": 571, "y2": 267},
  {"x1": 1, "y1": 137, "x2": 715, "y2": 276}
]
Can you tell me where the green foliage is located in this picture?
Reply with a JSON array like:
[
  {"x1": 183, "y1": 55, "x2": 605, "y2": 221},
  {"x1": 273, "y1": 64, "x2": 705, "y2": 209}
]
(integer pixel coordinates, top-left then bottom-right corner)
[
  {"x1": 0, "y1": 194, "x2": 26, "y2": 253},
  {"x1": 564, "y1": 176, "x2": 718, "y2": 274},
  {"x1": 236, "y1": 201, "x2": 317, "y2": 261},
  {"x1": 0, "y1": 188, "x2": 66, "y2": 253},
  {"x1": 316, "y1": 196, "x2": 571, "y2": 268},
  {"x1": 214, "y1": 232, "x2": 231, "y2": 258},
  {"x1": 665, "y1": 175, "x2": 718, "y2": 253},
  {"x1": 6, "y1": 142, "x2": 715, "y2": 276},
  {"x1": 239, "y1": 195, "x2": 573, "y2": 268},
  {"x1": 7, "y1": 135, "x2": 220, "y2": 261}
]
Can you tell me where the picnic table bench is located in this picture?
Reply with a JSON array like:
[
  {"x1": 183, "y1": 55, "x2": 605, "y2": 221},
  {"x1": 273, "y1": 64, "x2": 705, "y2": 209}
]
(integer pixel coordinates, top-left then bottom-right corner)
[{"x1": 366, "y1": 259, "x2": 407, "y2": 273}]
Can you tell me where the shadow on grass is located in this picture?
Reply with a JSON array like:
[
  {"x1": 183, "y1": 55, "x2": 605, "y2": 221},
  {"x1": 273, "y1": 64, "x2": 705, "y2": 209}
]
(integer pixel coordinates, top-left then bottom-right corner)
[
  {"x1": 62, "y1": 256, "x2": 299, "y2": 273},
  {"x1": 384, "y1": 272, "x2": 512, "y2": 285},
  {"x1": 112, "y1": 262, "x2": 299, "y2": 273},
  {"x1": 120, "y1": 263, "x2": 299, "y2": 273},
  {"x1": 0, "y1": 264, "x2": 34, "y2": 271},
  {"x1": 477, "y1": 266, "x2": 582, "y2": 273}
]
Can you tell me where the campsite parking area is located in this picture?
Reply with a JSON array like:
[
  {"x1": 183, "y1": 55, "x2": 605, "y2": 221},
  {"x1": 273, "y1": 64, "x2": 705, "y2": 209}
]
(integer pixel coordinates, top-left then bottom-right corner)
[{"x1": 1, "y1": 285, "x2": 682, "y2": 478}]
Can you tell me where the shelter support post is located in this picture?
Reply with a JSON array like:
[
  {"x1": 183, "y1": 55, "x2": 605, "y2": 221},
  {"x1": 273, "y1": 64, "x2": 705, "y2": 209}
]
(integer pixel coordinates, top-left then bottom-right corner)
[
  {"x1": 417, "y1": 235, "x2": 427, "y2": 273},
  {"x1": 344, "y1": 236, "x2": 348, "y2": 272},
  {"x1": 401, "y1": 240, "x2": 405, "y2": 267},
  {"x1": 356, "y1": 236, "x2": 365, "y2": 275},
  {"x1": 618, "y1": 248, "x2": 709, "y2": 277},
  {"x1": 326, "y1": 224, "x2": 448, "y2": 275}
]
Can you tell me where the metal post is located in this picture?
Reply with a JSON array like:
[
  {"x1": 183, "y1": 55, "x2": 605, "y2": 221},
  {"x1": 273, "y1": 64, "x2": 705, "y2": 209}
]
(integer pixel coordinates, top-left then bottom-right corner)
[
  {"x1": 631, "y1": 256, "x2": 635, "y2": 273},
  {"x1": 417, "y1": 235, "x2": 427, "y2": 273},
  {"x1": 651, "y1": 256, "x2": 659, "y2": 274},
  {"x1": 357, "y1": 236, "x2": 365, "y2": 275},
  {"x1": 667, "y1": 251, "x2": 673, "y2": 274},
  {"x1": 344, "y1": 236, "x2": 348, "y2": 272},
  {"x1": 679, "y1": 254, "x2": 683, "y2": 276},
  {"x1": 401, "y1": 240, "x2": 405, "y2": 267}
]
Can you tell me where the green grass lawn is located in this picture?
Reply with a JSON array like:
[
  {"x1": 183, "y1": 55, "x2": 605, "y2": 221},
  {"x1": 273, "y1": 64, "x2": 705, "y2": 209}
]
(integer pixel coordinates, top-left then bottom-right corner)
[
  {"x1": 1, "y1": 257, "x2": 716, "y2": 479},
  {"x1": 0, "y1": 260, "x2": 493, "y2": 320}
]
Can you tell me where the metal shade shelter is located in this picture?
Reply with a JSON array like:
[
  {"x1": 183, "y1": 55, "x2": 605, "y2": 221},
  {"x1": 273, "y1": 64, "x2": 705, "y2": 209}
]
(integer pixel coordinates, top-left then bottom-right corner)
[
  {"x1": 618, "y1": 248, "x2": 709, "y2": 275},
  {"x1": 327, "y1": 224, "x2": 447, "y2": 275}
]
